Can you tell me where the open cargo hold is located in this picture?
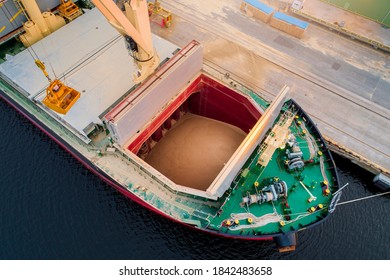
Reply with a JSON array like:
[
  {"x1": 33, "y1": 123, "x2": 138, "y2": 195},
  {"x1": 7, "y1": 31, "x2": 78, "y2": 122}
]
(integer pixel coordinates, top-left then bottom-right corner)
[{"x1": 104, "y1": 41, "x2": 269, "y2": 200}]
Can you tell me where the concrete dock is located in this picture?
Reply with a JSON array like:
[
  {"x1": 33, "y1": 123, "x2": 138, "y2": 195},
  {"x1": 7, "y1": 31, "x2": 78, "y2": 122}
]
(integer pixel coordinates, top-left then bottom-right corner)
[
  {"x1": 152, "y1": 0, "x2": 390, "y2": 175},
  {"x1": 290, "y1": 0, "x2": 390, "y2": 52}
]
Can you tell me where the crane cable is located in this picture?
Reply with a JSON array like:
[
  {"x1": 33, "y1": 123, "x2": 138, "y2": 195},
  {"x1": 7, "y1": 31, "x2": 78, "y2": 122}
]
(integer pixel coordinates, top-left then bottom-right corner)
[
  {"x1": 39, "y1": 38, "x2": 58, "y2": 80},
  {"x1": 2, "y1": 2, "x2": 42, "y2": 62}
]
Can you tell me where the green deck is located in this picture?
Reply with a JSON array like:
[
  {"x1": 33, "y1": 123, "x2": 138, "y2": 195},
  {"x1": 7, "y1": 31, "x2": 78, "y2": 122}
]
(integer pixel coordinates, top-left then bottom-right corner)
[{"x1": 207, "y1": 103, "x2": 336, "y2": 236}]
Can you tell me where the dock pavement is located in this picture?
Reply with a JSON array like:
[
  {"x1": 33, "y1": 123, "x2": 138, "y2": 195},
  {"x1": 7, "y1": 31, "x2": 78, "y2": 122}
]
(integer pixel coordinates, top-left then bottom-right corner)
[{"x1": 152, "y1": 0, "x2": 390, "y2": 176}]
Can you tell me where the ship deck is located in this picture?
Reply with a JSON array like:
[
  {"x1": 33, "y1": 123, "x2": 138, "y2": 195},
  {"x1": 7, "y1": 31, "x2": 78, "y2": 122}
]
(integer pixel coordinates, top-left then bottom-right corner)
[
  {"x1": 0, "y1": 6, "x2": 339, "y2": 241},
  {"x1": 0, "y1": 8, "x2": 178, "y2": 142}
]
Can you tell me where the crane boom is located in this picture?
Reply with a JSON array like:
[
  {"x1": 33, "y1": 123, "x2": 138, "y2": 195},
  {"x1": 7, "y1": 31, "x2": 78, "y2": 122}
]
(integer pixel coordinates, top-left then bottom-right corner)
[{"x1": 92, "y1": 0, "x2": 160, "y2": 83}]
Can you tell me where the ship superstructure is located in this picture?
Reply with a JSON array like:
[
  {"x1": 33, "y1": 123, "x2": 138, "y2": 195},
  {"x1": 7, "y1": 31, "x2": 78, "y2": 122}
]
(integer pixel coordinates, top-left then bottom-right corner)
[{"x1": 0, "y1": 0, "x2": 339, "y2": 252}]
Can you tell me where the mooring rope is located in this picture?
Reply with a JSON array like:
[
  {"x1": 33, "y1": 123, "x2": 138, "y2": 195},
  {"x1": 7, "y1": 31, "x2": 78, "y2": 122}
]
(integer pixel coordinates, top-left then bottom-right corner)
[{"x1": 337, "y1": 191, "x2": 390, "y2": 206}]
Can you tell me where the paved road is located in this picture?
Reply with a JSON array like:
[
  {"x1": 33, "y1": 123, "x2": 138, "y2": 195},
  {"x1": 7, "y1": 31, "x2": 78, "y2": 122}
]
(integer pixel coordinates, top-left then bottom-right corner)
[{"x1": 151, "y1": 0, "x2": 390, "y2": 173}]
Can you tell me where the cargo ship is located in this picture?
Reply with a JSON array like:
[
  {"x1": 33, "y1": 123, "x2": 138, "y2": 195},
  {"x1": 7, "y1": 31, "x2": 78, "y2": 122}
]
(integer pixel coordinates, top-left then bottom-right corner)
[{"x1": 0, "y1": 0, "x2": 340, "y2": 252}]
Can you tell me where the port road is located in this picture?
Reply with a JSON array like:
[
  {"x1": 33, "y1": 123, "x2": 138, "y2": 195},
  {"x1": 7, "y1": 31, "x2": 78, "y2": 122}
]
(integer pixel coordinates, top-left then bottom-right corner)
[{"x1": 151, "y1": 0, "x2": 390, "y2": 175}]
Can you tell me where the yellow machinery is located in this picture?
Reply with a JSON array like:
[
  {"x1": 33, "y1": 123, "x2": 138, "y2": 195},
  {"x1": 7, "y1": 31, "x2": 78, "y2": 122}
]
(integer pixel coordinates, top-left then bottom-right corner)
[
  {"x1": 16, "y1": 0, "x2": 66, "y2": 47},
  {"x1": 35, "y1": 60, "x2": 80, "y2": 115},
  {"x1": 58, "y1": 0, "x2": 83, "y2": 22},
  {"x1": 148, "y1": 0, "x2": 172, "y2": 28}
]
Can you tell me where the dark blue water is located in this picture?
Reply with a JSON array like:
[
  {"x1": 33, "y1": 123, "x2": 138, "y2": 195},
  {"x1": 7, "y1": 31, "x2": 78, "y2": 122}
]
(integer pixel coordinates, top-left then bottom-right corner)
[{"x1": 0, "y1": 99, "x2": 389, "y2": 260}]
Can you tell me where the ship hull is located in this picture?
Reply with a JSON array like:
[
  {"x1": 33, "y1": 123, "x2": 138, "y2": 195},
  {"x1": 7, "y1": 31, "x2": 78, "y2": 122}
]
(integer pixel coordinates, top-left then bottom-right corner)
[
  {"x1": 0, "y1": 89, "x2": 275, "y2": 241},
  {"x1": 1, "y1": 83, "x2": 339, "y2": 245}
]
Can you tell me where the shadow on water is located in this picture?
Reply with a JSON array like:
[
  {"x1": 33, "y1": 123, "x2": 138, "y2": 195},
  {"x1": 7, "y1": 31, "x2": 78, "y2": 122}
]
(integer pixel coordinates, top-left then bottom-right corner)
[{"x1": 0, "y1": 99, "x2": 389, "y2": 259}]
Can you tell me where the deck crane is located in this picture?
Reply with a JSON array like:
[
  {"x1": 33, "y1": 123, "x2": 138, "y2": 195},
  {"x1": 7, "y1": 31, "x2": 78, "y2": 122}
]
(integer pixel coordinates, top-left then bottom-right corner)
[{"x1": 91, "y1": 0, "x2": 160, "y2": 83}]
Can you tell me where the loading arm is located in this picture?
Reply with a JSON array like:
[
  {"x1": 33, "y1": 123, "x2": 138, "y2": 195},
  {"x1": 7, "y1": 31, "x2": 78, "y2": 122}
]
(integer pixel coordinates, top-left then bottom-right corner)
[{"x1": 92, "y1": 0, "x2": 160, "y2": 83}]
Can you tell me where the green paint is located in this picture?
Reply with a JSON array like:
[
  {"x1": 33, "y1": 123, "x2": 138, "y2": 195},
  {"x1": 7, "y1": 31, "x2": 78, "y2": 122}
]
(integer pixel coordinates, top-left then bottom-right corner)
[
  {"x1": 322, "y1": 0, "x2": 390, "y2": 26},
  {"x1": 0, "y1": 38, "x2": 25, "y2": 64},
  {"x1": 208, "y1": 105, "x2": 336, "y2": 235}
]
